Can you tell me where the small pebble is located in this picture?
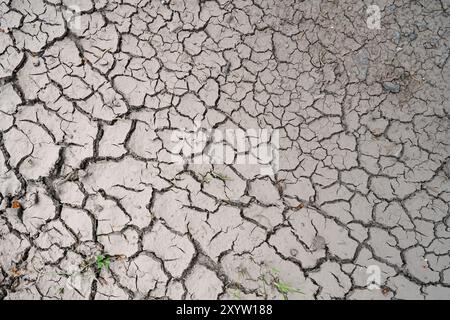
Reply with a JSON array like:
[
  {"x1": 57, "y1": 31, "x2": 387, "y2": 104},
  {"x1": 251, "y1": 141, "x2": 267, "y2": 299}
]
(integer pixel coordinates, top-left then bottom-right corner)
[
  {"x1": 393, "y1": 31, "x2": 401, "y2": 44},
  {"x1": 408, "y1": 32, "x2": 417, "y2": 41},
  {"x1": 311, "y1": 235, "x2": 326, "y2": 251},
  {"x1": 11, "y1": 200, "x2": 21, "y2": 209},
  {"x1": 383, "y1": 81, "x2": 401, "y2": 93}
]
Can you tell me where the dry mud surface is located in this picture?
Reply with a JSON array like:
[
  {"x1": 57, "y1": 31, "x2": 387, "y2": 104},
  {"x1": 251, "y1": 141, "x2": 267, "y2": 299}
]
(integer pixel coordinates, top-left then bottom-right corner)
[{"x1": 0, "y1": 0, "x2": 449, "y2": 300}]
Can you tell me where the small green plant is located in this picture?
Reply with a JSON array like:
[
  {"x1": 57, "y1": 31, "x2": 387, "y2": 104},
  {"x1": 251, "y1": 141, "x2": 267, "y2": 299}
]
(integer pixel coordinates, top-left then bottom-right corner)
[
  {"x1": 210, "y1": 171, "x2": 232, "y2": 181},
  {"x1": 271, "y1": 267, "x2": 280, "y2": 274},
  {"x1": 96, "y1": 255, "x2": 110, "y2": 271},
  {"x1": 231, "y1": 289, "x2": 242, "y2": 300},
  {"x1": 201, "y1": 174, "x2": 212, "y2": 184},
  {"x1": 273, "y1": 280, "x2": 302, "y2": 300},
  {"x1": 257, "y1": 264, "x2": 303, "y2": 300},
  {"x1": 200, "y1": 171, "x2": 232, "y2": 183}
]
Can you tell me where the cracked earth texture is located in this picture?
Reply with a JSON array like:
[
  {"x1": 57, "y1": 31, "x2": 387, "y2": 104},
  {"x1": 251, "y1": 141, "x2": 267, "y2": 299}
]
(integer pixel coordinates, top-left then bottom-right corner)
[{"x1": 0, "y1": 0, "x2": 449, "y2": 301}]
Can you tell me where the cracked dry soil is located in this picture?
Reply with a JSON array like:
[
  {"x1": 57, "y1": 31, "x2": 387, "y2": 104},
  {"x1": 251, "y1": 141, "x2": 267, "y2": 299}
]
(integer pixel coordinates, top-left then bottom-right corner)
[{"x1": 0, "y1": 0, "x2": 449, "y2": 300}]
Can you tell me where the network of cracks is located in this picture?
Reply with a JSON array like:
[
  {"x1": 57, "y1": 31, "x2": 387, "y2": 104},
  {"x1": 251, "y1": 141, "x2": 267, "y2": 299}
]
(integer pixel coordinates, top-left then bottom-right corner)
[{"x1": 0, "y1": 0, "x2": 449, "y2": 300}]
